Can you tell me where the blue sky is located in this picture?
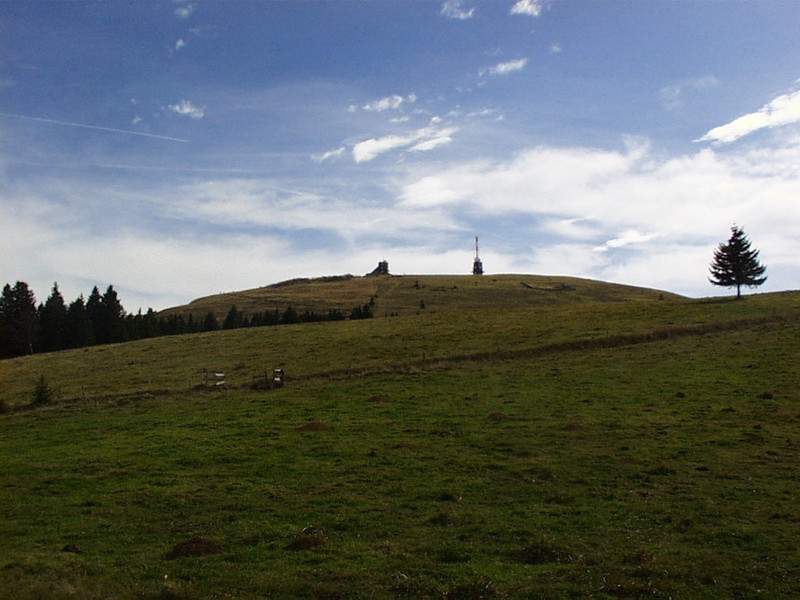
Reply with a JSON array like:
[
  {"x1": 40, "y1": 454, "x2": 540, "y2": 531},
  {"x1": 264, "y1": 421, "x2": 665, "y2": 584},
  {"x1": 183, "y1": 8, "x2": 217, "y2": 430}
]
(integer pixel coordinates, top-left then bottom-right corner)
[{"x1": 2, "y1": 0, "x2": 799, "y2": 311}]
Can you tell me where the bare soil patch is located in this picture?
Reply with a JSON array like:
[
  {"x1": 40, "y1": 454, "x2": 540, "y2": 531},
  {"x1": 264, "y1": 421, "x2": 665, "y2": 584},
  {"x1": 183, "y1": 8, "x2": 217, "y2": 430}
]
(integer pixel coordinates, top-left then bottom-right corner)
[
  {"x1": 285, "y1": 535, "x2": 326, "y2": 551},
  {"x1": 487, "y1": 412, "x2": 508, "y2": 422},
  {"x1": 164, "y1": 537, "x2": 223, "y2": 560}
]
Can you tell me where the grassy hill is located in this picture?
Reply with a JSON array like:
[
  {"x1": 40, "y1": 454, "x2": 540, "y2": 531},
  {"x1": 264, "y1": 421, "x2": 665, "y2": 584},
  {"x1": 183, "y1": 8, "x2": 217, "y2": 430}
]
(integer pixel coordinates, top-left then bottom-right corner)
[
  {"x1": 1, "y1": 282, "x2": 799, "y2": 599},
  {"x1": 157, "y1": 274, "x2": 683, "y2": 320}
]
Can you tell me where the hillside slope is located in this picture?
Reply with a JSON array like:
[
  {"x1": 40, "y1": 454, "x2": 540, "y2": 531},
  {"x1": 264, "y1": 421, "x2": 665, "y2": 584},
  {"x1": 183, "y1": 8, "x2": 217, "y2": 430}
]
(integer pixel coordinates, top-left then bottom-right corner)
[
  {"x1": 1, "y1": 291, "x2": 799, "y2": 598},
  {"x1": 158, "y1": 274, "x2": 684, "y2": 320}
]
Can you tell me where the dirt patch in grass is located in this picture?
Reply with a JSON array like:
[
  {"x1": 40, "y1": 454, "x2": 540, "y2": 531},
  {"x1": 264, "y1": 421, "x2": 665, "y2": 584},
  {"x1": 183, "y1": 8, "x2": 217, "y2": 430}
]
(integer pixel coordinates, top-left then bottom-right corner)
[
  {"x1": 164, "y1": 537, "x2": 223, "y2": 560},
  {"x1": 368, "y1": 394, "x2": 389, "y2": 402},
  {"x1": 511, "y1": 541, "x2": 572, "y2": 565},
  {"x1": 487, "y1": 412, "x2": 508, "y2": 422},
  {"x1": 296, "y1": 421, "x2": 332, "y2": 431},
  {"x1": 391, "y1": 442, "x2": 416, "y2": 449},
  {"x1": 285, "y1": 535, "x2": 326, "y2": 551}
]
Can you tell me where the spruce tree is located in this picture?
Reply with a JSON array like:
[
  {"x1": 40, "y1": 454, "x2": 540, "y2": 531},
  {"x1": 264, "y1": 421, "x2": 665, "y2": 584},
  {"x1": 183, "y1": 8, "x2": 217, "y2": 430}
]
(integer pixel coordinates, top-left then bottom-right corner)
[
  {"x1": 100, "y1": 285, "x2": 126, "y2": 343},
  {"x1": 64, "y1": 295, "x2": 93, "y2": 348},
  {"x1": 39, "y1": 283, "x2": 67, "y2": 352},
  {"x1": 0, "y1": 281, "x2": 39, "y2": 358},
  {"x1": 85, "y1": 286, "x2": 103, "y2": 343},
  {"x1": 223, "y1": 305, "x2": 242, "y2": 330},
  {"x1": 709, "y1": 225, "x2": 767, "y2": 299}
]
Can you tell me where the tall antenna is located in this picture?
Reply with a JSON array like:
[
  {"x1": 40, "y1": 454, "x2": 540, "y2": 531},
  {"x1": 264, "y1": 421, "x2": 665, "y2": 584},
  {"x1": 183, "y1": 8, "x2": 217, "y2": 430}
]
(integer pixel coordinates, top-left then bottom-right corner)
[{"x1": 472, "y1": 236, "x2": 483, "y2": 275}]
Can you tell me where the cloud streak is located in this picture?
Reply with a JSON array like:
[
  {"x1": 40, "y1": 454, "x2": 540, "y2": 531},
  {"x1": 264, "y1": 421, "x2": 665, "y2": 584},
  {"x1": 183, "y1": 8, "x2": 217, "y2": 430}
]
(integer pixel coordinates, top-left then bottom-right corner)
[
  {"x1": 441, "y1": 1, "x2": 475, "y2": 20},
  {"x1": 352, "y1": 121, "x2": 459, "y2": 163},
  {"x1": 697, "y1": 89, "x2": 800, "y2": 145},
  {"x1": 481, "y1": 58, "x2": 528, "y2": 77},
  {"x1": 0, "y1": 112, "x2": 189, "y2": 143},
  {"x1": 350, "y1": 93, "x2": 417, "y2": 113}
]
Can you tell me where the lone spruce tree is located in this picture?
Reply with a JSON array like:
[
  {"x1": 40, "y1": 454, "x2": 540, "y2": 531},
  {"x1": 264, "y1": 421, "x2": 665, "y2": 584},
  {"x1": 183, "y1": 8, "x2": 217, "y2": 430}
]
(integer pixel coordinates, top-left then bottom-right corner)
[{"x1": 709, "y1": 225, "x2": 767, "y2": 299}]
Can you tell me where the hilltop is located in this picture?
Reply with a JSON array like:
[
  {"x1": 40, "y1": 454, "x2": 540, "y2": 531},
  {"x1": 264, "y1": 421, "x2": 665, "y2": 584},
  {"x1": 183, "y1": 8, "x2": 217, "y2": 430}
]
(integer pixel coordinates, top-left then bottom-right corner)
[{"x1": 158, "y1": 273, "x2": 683, "y2": 320}]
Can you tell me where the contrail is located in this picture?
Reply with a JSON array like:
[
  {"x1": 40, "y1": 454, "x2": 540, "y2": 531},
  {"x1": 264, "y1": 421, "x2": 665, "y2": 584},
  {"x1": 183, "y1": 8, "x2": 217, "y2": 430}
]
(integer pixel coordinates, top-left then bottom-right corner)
[{"x1": 0, "y1": 112, "x2": 190, "y2": 143}]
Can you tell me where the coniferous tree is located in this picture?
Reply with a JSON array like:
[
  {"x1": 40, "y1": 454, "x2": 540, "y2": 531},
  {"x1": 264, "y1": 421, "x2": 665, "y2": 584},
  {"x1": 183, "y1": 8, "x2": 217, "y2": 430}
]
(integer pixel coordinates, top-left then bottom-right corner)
[
  {"x1": 31, "y1": 374, "x2": 54, "y2": 406},
  {"x1": 0, "y1": 281, "x2": 39, "y2": 358},
  {"x1": 223, "y1": 305, "x2": 242, "y2": 330},
  {"x1": 100, "y1": 285, "x2": 126, "y2": 343},
  {"x1": 64, "y1": 295, "x2": 93, "y2": 348},
  {"x1": 281, "y1": 306, "x2": 299, "y2": 325},
  {"x1": 38, "y1": 283, "x2": 68, "y2": 352},
  {"x1": 201, "y1": 312, "x2": 219, "y2": 332},
  {"x1": 709, "y1": 225, "x2": 767, "y2": 299},
  {"x1": 85, "y1": 286, "x2": 103, "y2": 343}
]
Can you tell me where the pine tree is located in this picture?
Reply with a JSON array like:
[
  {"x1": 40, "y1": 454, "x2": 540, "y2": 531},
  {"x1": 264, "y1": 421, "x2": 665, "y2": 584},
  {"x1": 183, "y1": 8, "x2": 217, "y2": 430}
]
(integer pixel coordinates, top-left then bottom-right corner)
[{"x1": 709, "y1": 225, "x2": 767, "y2": 299}]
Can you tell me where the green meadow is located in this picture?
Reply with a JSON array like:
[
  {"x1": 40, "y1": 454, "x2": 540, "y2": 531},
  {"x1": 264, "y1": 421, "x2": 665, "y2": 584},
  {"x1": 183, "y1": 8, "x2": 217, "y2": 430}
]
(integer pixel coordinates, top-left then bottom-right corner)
[{"x1": 1, "y1": 276, "x2": 799, "y2": 599}]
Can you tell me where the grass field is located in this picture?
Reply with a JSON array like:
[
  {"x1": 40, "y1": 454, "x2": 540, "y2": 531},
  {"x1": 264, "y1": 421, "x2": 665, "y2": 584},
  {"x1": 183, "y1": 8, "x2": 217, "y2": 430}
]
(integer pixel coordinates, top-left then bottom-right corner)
[
  {"x1": 157, "y1": 274, "x2": 682, "y2": 321},
  {"x1": 1, "y1": 284, "x2": 799, "y2": 599}
]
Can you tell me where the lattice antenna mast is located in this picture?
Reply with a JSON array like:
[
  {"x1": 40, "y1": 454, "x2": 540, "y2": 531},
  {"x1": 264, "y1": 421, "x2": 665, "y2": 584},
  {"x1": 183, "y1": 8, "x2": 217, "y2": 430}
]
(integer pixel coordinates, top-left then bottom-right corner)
[{"x1": 472, "y1": 236, "x2": 484, "y2": 275}]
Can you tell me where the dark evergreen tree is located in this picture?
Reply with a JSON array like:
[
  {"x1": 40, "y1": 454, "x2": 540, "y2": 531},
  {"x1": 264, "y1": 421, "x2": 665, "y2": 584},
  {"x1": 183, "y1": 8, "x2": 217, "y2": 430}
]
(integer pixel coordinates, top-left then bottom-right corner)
[
  {"x1": 0, "y1": 281, "x2": 39, "y2": 358},
  {"x1": 85, "y1": 286, "x2": 103, "y2": 343},
  {"x1": 281, "y1": 306, "x2": 299, "y2": 325},
  {"x1": 142, "y1": 308, "x2": 161, "y2": 338},
  {"x1": 223, "y1": 305, "x2": 242, "y2": 330},
  {"x1": 38, "y1": 283, "x2": 68, "y2": 352},
  {"x1": 201, "y1": 312, "x2": 219, "y2": 332},
  {"x1": 64, "y1": 295, "x2": 93, "y2": 348},
  {"x1": 349, "y1": 303, "x2": 374, "y2": 320},
  {"x1": 328, "y1": 309, "x2": 346, "y2": 321},
  {"x1": 99, "y1": 285, "x2": 126, "y2": 343},
  {"x1": 31, "y1": 374, "x2": 54, "y2": 406},
  {"x1": 709, "y1": 225, "x2": 767, "y2": 299}
]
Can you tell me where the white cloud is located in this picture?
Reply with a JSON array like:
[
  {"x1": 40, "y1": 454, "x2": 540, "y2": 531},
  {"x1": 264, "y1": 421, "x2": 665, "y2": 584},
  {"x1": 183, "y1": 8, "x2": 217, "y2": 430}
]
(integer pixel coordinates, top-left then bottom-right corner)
[
  {"x1": 360, "y1": 93, "x2": 417, "y2": 112},
  {"x1": 174, "y1": 38, "x2": 187, "y2": 52},
  {"x1": 167, "y1": 99, "x2": 205, "y2": 119},
  {"x1": 174, "y1": 3, "x2": 196, "y2": 20},
  {"x1": 441, "y1": 1, "x2": 475, "y2": 20},
  {"x1": 353, "y1": 135, "x2": 414, "y2": 163},
  {"x1": 481, "y1": 58, "x2": 528, "y2": 77},
  {"x1": 399, "y1": 139, "x2": 800, "y2": 295},
  {"x1": 352, "y1": 120, "x2": 458, "y2": 163},
  {"x1": 510, "y1": 0, "x2": 545, "y2": 17},
  {"x1": 697, "y1": 89, "x2": 800, "y2": 145},
  {"x1": 313, "y1": 146, "x2": 346, "y2": 162},
  {"x1": 410, "y1": 131, "x2": 456, "y2": 152},
  {"x1": 549, "y1": 43, "x2": 562, "y2": 54},
  {"x1": 595, "y1": 230, "x2": 659, "y2": 252}
]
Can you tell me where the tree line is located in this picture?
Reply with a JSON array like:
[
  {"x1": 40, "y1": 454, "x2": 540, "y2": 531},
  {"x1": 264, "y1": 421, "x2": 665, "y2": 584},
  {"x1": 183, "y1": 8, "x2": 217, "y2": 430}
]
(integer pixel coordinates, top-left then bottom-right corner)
[{"x1": 0, "y1": 282, "x2": 373, "y2": 360}]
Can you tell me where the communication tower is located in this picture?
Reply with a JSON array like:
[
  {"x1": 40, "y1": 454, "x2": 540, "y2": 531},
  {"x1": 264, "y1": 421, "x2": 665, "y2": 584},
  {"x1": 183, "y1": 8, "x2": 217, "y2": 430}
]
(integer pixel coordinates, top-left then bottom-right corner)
[{"x1": 472, "y1": 236, "x2": 483, "y2": 275}]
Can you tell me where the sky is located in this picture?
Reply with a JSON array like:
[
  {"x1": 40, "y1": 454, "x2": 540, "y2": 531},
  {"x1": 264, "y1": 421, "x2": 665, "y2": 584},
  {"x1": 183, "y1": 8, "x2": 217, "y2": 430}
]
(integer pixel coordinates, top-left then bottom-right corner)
[{"x1": 1, "y1": 0, "x2": 799, "y2": 312}]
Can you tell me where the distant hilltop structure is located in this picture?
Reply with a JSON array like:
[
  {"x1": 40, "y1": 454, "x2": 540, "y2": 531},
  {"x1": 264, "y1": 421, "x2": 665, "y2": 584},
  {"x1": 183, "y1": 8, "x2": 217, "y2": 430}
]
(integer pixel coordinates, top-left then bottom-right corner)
[
  {"x1": 367, "y1": 260, "x2": 390, "y2": 276},
  {"x1": 473, "y1": 237, "x2": 483, "y2": 275}
]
